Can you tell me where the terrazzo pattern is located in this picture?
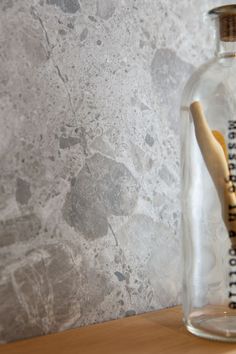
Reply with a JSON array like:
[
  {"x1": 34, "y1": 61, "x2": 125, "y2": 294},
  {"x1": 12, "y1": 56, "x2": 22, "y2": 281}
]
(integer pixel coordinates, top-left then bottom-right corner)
[{"x1": 0, "y1": 0, "x2": 222, "y2": 343}]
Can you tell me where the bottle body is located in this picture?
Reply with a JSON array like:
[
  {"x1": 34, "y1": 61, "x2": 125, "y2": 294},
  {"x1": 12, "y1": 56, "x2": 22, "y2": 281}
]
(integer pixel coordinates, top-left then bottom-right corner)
[{"x1": 181, "y1": 54, "x2": 236, "y2": 341}]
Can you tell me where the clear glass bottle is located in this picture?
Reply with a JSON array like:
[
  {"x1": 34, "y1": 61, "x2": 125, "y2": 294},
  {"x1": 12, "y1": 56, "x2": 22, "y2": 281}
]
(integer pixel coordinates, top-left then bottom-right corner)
[{"x1": 181, "y1": 5, "x2": 236, "y2": 342}]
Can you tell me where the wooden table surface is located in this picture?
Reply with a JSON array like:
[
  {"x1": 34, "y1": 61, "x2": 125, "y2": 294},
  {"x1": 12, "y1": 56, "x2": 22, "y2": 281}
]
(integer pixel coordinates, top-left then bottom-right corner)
[{"x1": 1, "y1": 306, "x2": 236, "y2": 354}]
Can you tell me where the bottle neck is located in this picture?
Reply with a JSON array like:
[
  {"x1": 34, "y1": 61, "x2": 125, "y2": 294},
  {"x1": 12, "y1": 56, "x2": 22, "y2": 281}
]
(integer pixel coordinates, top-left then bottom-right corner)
[
  {"x1": 217, "y1": 39, "x2": 236, "y2": 57},
  {"x1": 216, "y1": 14, "x2": 236, "y2": 57}
]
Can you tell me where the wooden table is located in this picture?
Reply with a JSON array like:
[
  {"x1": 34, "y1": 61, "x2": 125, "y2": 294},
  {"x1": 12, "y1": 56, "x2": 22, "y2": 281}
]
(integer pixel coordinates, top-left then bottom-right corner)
[{"x1": 0, "y1": 306, "x2": 236, "y2": 354}]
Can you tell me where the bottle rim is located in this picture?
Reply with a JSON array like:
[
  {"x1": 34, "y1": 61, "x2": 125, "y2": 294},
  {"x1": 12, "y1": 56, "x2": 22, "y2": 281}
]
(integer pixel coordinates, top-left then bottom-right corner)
[{"x1": 209, "y1": 4, "x2": 236, "y2": 15}]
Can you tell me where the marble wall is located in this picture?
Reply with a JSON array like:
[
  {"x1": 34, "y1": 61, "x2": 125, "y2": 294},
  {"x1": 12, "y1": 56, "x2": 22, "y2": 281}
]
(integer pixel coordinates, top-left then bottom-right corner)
[{"x1": 0, "y1": 0, "x2": 220, "y2": 343}]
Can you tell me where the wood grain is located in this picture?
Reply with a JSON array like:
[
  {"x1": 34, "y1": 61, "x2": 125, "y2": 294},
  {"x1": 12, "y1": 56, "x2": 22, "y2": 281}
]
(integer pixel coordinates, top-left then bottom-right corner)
[{"x1": 0, "y1": 306, "x2": 236, "y2": 354}]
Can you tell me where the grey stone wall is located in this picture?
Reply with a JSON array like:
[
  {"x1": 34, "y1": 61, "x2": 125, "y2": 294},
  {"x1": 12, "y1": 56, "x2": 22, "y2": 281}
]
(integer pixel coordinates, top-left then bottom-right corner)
[{"x1": 0, "y1": 0, "x2": 218, "y2": 343}]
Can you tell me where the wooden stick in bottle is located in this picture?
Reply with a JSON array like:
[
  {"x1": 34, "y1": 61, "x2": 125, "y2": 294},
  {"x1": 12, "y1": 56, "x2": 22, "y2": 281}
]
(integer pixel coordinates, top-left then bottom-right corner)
[{"x1": 190, "y1": 101, "x2": 236, "y2": 249}]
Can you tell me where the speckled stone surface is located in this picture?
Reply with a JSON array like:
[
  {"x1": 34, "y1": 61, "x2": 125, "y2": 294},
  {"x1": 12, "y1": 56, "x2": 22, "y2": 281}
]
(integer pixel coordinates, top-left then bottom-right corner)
[{"x1": 0, "y1": 0, "x2": 227, "y2": 343}]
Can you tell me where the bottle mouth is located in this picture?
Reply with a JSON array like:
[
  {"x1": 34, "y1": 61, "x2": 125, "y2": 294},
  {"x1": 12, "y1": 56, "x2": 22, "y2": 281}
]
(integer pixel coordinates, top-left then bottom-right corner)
[
  {"x1": 208, "y1": 5, "x2": 236, "y2": 15},
  {"x1": 209, "y1": 5, "x2": 236, "y2": 42}
]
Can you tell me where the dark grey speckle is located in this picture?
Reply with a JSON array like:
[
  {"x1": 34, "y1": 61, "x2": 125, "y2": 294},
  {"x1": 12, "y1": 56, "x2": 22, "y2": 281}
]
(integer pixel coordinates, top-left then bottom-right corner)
[
  {"x1": 59, "y1": 136, "x2": 80, "y2": 149},
  {"x1": 114, "y1": 271, "x2": 126, "y2": 281},
  {"x1": 67, "y1": 22, "x2": 74, "y2": 29},
  {"x1": 46, "y1": 0, "x2": 80, "y2": 14},
  {"x1": 159, "y1": 165, "x2": 175, "y2": 186},
  {"x1": 16, "y1": 178, "x2": 31, "y2": 205},
  {"x1": 58, "y1": 29, "x2": 66, "y2": 36},
  {"x1": 0, "y1": 214, "x2": 41, "y2": 247},
  {"x1": 145, "y1": 134, "x2": 154, "y2": 147},
  {"x1": 125, "y1": 310, "x2": 136, "y2": 317},
  {"x1": 80, "y1": 28, "x2": 88, "y2": 42},
  {"x1": 88, "y1": 15, "x2": 97, "y2": 22}
]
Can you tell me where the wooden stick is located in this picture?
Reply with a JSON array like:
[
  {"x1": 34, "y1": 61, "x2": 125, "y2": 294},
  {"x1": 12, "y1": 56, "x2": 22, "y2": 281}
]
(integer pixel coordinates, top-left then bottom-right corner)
[{"x1": 190, "y1": 101, "x2": 236, "y2": 249}]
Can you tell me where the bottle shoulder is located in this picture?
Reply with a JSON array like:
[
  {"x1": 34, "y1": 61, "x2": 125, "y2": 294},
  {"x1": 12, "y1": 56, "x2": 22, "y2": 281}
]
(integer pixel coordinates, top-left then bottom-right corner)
[{"x1": 181, "y1": 56, "x2": 236, "y2": 106}]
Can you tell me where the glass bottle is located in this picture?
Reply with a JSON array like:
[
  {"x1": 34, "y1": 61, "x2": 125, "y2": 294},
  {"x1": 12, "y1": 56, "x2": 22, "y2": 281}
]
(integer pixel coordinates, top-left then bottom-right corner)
[{"x1": 181, "y1": 5, "x2": 236, "y2": 342}]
